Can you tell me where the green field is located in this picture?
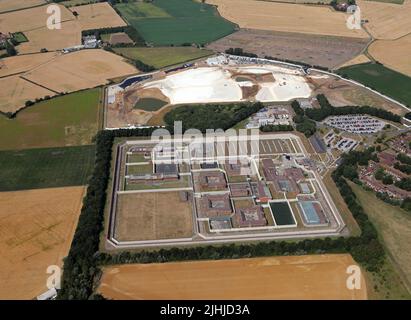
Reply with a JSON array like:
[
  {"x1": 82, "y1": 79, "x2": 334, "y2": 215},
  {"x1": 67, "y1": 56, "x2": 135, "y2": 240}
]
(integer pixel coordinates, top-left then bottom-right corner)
[
  {"x1": 338, "y1": 63, "x2": 411, "y2": 106},
  {"x1": 0, "y1": 145, "x2": 95, "y2": 191},
  {"x1": 350, "y1": 182, "x2": 411, "y2": 297},
  {"x1": 114, "y1": 0, "x2": 236, "y2": 46},
  {"x1": 113, "y1": 46, "x2": 213, "y2": 69},
  {"x1": 0, "y1": 89, "x2": 101, "y2": 150},
  {"x1": 12, "y1": 32, "x2": 28, "y2": 43},
  {"x1": 365, "y1": 0, "x2": 404, "y2": 4},
  {"x1": 61, "y1": 0, "x2": 100, "y2": 6}
]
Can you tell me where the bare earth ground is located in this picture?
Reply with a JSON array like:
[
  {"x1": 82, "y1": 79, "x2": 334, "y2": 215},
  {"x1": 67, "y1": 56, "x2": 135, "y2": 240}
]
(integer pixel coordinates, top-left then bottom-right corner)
[
  {"x1": 308, "y1": 73, "x2": 406, "y2": 116},
  {"x1": 358, "y1": 0, "x2": 411, "y2": 40},
  {"x1": 114, "y1": 192, "x2": 193, "y2": 241},
  {"x1": 0, "y1": 187, "x2": 85, "y2": 300},
  {"x1": 23, "y1": 49, "x2": 138, "y2": 93},
  {"x1": 0, "y1": 76, "x2": 55, "y2": 113},
  {"x1": 207, "y1": 29, "x2": 369, "y2": 69},
  {"x1": 0, "y1": 3, "x2": 126, "y2": 54},
  {"x1": 0, "y1": 0, "x2": 46, "y2": 13},
  {"x1": 368, "y1": 34, "x2": 411, "y2": 77},
  {"x1": 207, "y1": 0, "x2": 368, "y2": 38},
  {"x1": 98, "y1": 254, "x2": 367, "y2": 300},
  {"x1": 69, "y1": 2, "x2": 126, "y2": 30},
  {"x1": 337, "y1": 54, "x2": 371, "y2": 69}
]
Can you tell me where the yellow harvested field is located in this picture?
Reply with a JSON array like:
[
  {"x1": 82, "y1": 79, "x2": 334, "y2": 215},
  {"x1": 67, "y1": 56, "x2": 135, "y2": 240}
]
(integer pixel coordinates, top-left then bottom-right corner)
[
  {"x1": 358, "y1": 0, "x2": 411, "y2": 40},
  {"x1": 0, "y1": 76, "x2": 55, "y2": 113},
  {"x1": 0, "y1": 4, "x2": 74, "y2": 33},
  {"x1": 0, "y1": 187, "x2": 85, "y2": 300},
  {"x1": 338, "y1": 54, "x2": 371, "y2": 69},
  {"x1": 0, "y1": 0, "x2": 46, "y2": 13},
  {"x1": 98, "y1": 254, "x2": 367, "y2": 300},
  {"x1": 69, "y1": 2, "x2": 127, "y2": 30},
  {"x1": 23, "y1": 49, "x2": 138, "y2": 93},
  {"x1": 368, "y1": 35, "x2": 411, "y2": 77},
  {"x1": 208, "y1": 0, "x2": 368, "y2": 38},
  {"x1": 17, "y1": 20, "x2": 82, "y2": 54},
  {"x1": 0, "y1": 52, "x2": 58, "y2": 77}
]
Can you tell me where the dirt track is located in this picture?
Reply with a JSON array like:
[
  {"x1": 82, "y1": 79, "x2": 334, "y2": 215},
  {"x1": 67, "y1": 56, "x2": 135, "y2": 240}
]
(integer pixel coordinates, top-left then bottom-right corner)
[{"x1": 98, "y1": 254, "x2": 367, "y2": 300}]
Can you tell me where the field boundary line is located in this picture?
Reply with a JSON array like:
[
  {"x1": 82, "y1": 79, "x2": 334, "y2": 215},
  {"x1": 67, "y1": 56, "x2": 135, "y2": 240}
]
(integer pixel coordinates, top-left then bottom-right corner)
[{"x1": 19, "y1": 76, "x2": 60, "y2": 94}]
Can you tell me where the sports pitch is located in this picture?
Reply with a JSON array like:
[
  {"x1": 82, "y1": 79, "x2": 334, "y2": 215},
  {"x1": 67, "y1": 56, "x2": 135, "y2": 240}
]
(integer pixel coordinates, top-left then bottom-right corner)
[
  {"x1": 338, "y1": 63, "x2": 411, "y2": 106},
  {"x1": 0, "y1": 88, "x2": 101, "y2": 150},
  {"x1": 114, "y1": 0, "x2": 236, "y2": 46},
  {"x1": 0, "y1": 145, "x2": 95, "y2": 191}
]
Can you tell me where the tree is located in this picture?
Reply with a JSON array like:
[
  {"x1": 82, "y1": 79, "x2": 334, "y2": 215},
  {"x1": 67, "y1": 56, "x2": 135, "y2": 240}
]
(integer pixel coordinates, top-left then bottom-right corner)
[
  {"x1": 382, "y1": 175, "x2": 393, "y2": 185},
  {"x1": 374, "y1": 168, "x2": 385, "y2": 180}
]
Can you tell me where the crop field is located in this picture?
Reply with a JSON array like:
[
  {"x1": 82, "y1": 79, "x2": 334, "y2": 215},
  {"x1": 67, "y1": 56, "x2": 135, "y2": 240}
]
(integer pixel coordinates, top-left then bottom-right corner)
[
  {"x1": 113, "y1": 47, "x2": 213, "y2": 69},
  {"x1": 0, "y1": 76, "x2": 55, "y2": 113},
  {"x1": 114, "y1": 0, "x2": 236, "y2": 46},
  {"x1": 0, "y1": 88, "x2": 101, "y2": 150},
  {"x1": 0, "y1": 0, "x2": 46, "y2": 13},
  {"x1": 207, "y1": 29, "x2": 369, "y2": 69},
  {"x1": 0, "y1": 145, "x2": 95, "y2": 191},
  {"x1": 350, "y1": 183, "x2": 411, "y2": 292},
  {"x1": 207, "y1": 0, "x2": 368, "y2": 38},
  {"x1": 0, "y1": 186, "x2": 84, "y2": 299},
  {"x1": 368, "y1": 34, "x2": 411, "y2": 77},
  {"x1": 114, "y1": 192, "x2": 193, "y2": 241},
  {"x1": 23, "y1": 50, "x2": 137, "y2": 93},
  {"x1": 68, "y1": 3, "x2": 127, "y2": 30},
  {"x1": 0, "y1": 3, "x2": 127, "y2": 54},
  {"x1": 338, "y1": 63, "x2": 411, "y2": 106},
  {"x1": 358, "y1": 0, "x2": 411, "y2": 40},
  {"x1": 98, "y1": 255, "x2": 367, "y2": 299}
]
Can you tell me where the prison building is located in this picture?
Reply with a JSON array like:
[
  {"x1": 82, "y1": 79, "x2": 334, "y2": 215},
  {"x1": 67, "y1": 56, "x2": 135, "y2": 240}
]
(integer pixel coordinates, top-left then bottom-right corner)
[
  {"x1": 229, "y1": 183, "x2": 252, "y2": 198},
  {"x1": 155, "y1": 163, "x2": 179, "y2": 175},
  {"x1": 127, "y1": 173, "x2": 178, "y2": 183},
  {"x1": 234, "y1": 206, "x2": 267, "y2": 228},
  {"x1": 200, "y1": 161, "x2": 219, "y2": 169},
  {"x1": 197, "y1": 194, "x2": 233, "y2": 218},
  {"x1": 250, "y1": 181, "x2": 272, "y2": 203},
  {"x1": 225, "y1": 160, "x2": 251, "y2": 176},
  {"x1": 198, "y1": 171, "x2": 227, "y2": 190}
]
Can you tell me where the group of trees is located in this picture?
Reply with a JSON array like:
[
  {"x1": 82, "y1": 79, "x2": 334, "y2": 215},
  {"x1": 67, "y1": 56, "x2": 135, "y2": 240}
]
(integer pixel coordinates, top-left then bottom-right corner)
[
  {"x1": 308, "y1": 94, "x2": 401, "y2": 123},
  {"x1": 82, "y1": 25, "x2": 145, "y2": 46},
  {"x1": 291, "y1": 100, "x2": 317, "y2": 137},
  {"x1": 164, "y1": 102, "x2": 265, "y2": 133},
  {"x1": 225, "y1": 48, "x2": 257, "y2": 58},
  {"x1": 260, "y1": 124, "x2": 294, "y2": 132}
]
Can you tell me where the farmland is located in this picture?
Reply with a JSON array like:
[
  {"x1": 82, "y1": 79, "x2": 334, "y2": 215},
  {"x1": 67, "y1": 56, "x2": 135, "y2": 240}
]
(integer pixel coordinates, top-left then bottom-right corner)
[
  {"x1": 114, "y1": 0, "x2": 236, "y2": 46},
  {"x1": 350, "y1": 183, "x2": 411, "y2": 295},
  {"x1": 368, "y1": 34, "x2": 411, "y2": 77},
  {"x1": 0, "y1": 88, "x2": 101, "y2": 150},
  {"x1": 207, "y1": 29, "x2": 369, "y2": 69},
  {"x1": 338, "y1": 63, "x2": 411, "y2": 106},
  {"x1": 0, "y1": 145, "x2": 95, "y2": 191},
  {"x1": 207, "y1": 0, "x2": 368, "y2": 38},
  {"x1": 114, "y1": 192, "x2": 193, "y2": 241},
  {"x1": 0, "y1": 187, "x2": 85, "y2": 299},
  {"x1": 98, "y1": 255, "x2": 367, "y2": 300},
  {"x1": 0, "y1": 0, "x2": 46, "y2": 13},
  {"x1": 358, "y1": 0, "x2": 411, "y2": 40},
  {"x1": 113, "y1": 47, "x2": 213, "y2": 69}
]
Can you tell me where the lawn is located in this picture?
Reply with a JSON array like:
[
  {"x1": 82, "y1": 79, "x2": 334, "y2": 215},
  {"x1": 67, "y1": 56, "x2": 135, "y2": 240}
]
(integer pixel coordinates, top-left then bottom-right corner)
[
  {"x1": 0, "y1": 145, "x2": 95, "y2": 191},
  {"x1": 114, "y1": 0, "x2": 236, "y2": 46},
  {"x1": 338, "y1": 63, "x2": 411, "y2": 106},
  {"x1": 350, "y1": 182, "x2": 411, "y2": 295},
  {"x1": 113, "y1": 47, "x2": 213, "y2": 69},
  {"x1": 0, "y1": 88, "x2": 101, "y2": 150},
  {"x1": 12, "y1": 32, "x2": 28, "y2": 43}
]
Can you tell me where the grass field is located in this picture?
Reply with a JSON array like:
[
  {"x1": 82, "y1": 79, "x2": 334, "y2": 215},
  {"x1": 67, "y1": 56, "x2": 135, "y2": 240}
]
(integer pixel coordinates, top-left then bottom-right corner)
[
  {"x1": 338, "y1": 63, "x2": 411, "y2": 106},
  {"x1": 0, "y1": 186, "x2": 84, "y2": 299},
  {"x1": 0, "y1": 88, "x2": 101, "y2": 150},
  {"x1": 98, "y1": 254, "x2": 367, "y2": 299},
  {"x1": 12, "y1": 32, "x2": 28, "y2": 43},
  {"x1": 0, "y1": 145, "x2": 95, "y2": 191},
  {"x1": 114, "y1": 192, "x2": 193, "y2": 241},
  {"x1": 113, "y1": 47, "x2": 213, "y2": 69},
  {"x1": 350, "y1": 183, "x2": 411, "y2": 294},
  {"x1": 114, "y1": 0, "x2": 236, "y2": 46}
]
